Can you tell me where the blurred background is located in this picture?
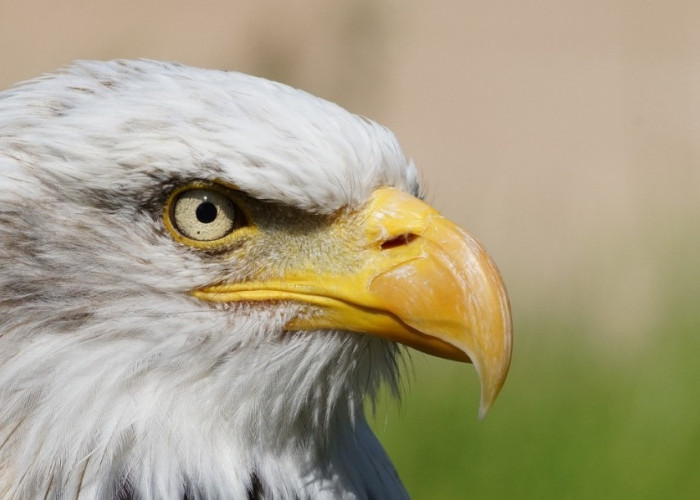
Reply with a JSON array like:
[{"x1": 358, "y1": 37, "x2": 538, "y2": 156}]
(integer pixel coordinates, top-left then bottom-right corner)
[{"x1": 2, "y1": 1, "x2": 699, "y2": 497}]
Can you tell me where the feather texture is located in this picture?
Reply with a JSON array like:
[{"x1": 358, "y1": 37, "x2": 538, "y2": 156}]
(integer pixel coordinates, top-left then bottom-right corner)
[{"x1": 0, "y1": 60, "x2": 417, "y2": 498}]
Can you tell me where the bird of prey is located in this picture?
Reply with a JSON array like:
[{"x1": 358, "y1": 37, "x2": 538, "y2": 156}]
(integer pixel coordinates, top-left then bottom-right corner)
[{"x1": 0, "y1": 60, "x2": 512, "y2": 499}]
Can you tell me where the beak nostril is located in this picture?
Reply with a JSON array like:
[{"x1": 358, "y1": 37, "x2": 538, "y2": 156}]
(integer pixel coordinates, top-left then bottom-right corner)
[{"x1": 381, "y1": 233, "x2": 418, "y2": 250}]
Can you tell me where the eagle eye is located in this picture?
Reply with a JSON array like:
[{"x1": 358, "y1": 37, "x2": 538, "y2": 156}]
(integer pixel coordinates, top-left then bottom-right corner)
[{"x1": 170, "y1": 188, "x2": 240, "y2": 241}]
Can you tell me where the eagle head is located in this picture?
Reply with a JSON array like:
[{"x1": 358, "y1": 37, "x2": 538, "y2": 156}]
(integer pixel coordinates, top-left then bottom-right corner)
[{"x1": 0, "y1": 60, "x2": 511, "y2": 499}]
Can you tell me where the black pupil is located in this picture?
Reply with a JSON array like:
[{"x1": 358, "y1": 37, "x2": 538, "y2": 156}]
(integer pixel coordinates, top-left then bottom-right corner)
[{"x1": 196, "y1": 201, "x2": 218, "y2": 224}]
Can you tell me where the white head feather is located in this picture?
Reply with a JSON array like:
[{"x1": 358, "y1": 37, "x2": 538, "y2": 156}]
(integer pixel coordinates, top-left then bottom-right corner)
[{"x1": 0, "y1": 60, "x2": 419, "y2": 499}]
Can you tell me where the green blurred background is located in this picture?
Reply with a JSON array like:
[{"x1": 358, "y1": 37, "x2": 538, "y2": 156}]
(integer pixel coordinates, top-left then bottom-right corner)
[{"x1": 3, "y1": 1, "x2": 699, "y2": 497}]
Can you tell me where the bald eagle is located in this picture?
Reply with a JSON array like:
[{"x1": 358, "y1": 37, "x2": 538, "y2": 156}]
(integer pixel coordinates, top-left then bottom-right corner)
[{"x1": 0, "y1": 60, "x2": 511, "y2": 499}]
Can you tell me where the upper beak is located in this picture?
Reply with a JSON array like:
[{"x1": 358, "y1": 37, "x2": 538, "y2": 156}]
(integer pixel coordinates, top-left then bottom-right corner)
[{"x1": 193, "y1": 187, "x2": 512, "y2": 417}]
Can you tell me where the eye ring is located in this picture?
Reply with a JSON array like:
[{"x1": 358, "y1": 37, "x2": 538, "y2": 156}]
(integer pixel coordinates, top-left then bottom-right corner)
[{"x1": 164, "y1": 182, "x2": 252, "y2": 247}]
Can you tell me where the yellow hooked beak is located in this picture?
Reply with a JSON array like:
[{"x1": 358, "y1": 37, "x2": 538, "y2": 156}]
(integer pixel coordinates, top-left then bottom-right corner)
[{"x1": 194, "y1": 187, "x2": 512, "y2": 417}]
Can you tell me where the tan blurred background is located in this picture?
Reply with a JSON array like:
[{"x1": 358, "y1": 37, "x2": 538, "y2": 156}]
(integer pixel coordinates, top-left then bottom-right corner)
[{"x1": 2, "y1": 1, "x2": 699, "y2": 494}]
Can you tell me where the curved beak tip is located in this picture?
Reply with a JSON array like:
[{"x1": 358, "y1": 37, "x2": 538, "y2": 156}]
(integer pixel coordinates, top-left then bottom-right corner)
[
  {"x1": 475, "y1": 320, "x2": 513, "y2": 419},
  {"x1": 477, "y1": 364, "x2": 510, "y2": 420}
]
